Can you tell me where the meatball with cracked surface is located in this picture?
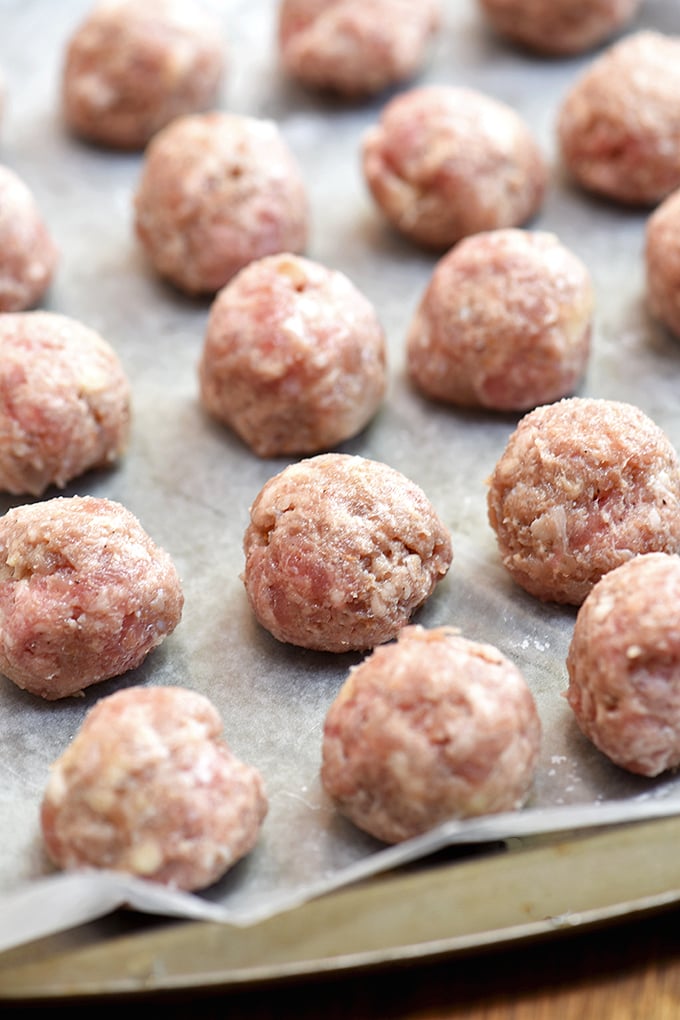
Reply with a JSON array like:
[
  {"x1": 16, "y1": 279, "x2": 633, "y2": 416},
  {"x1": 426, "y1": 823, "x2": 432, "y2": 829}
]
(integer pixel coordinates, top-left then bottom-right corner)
[
  {"x1": 278, "y1": 0, "x2": 441, "y2": 98},
  {"x1": 477, "y1": 0, "x2": 641, "y2": 56},
  {"x1": 243, "y1": 454, "x2": 452, "y2": 652},
  {"x1": 558, "y1": 32, "x2": 680, "y2": 206},
  {"x1": 487, "y1": 398, "x2": 680, "y2": 605},
  {"x1": 407, "y1": 229, "x2": 593, "y2": 411},
  {"x1": 362, "y1": 85, "x2": 547, "y2": 250},
  {"x1": 321, "y1": 625, "x2": 542, "y2": 843},
  {"x1": 62, "y1": 0, "x2": 226, "y2": 150},
  {"x1": 0, "y1": 311, "x2": 131, "y2": 496},
  {"x1": 0, "y1": 496, "x2": 184, "y2": 699},
  {"x1": 199, "y1": 253, "x2": 387, "y2": 457},
  {"x1": 567, "y1": 553, "x2": 680, "y2": 777},
  {"x1": 134, "y1": 111, "x2": 309, "y2": 295},
  {"x1": 41, "y1": 686, "x2": 268, "y2": 890},
  {"x1": 645, "y1": 187, "x2": 680, "y2": 339},
  {"x1": 0, "y1": 165, "x2": 58, "y2": 313}
]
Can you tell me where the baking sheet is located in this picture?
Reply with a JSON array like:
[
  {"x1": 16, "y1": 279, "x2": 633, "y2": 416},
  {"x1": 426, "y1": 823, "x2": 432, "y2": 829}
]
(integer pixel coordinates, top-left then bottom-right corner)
[{"x1": 2, "y1": 0, "x2": 680, "y2": 956}]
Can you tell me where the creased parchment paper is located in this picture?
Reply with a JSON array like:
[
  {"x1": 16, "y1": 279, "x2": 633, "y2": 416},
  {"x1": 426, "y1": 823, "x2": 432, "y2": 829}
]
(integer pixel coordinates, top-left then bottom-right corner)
[{"x1": 1, "y1": 0, "x2": 680, "y2": 955}]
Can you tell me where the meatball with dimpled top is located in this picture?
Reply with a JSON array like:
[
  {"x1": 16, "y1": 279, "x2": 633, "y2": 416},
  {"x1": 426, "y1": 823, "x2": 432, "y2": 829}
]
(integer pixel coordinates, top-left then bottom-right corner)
[
  {"x1": 321, "y1": 625, "x2": 542, "y2": 843},
  {"x1": 62, "y1": 0, "x2": 226, "y2": 150},
  {"x1": 243, "y1": 454, "x2": 452, "y2": 652},
  {"x1": 41, "y1": 686, "x2": 268, "y2": 891},
  {"x1": 407, "y1": 229, "x2": 593, "y2": 411},
  {"x1": 362, "y1": 85, "x2": 547, "y2": 250},
  {"x1": 0, "y1": 165, "x2": 58, "y2": 313},
  {"x1": 134, "y1": 111, "x2": 309, "y2": 295},
  {"x1": 477, "y1": 0, "x2": 642, "y2": 57},
  {"x1": 567, "y1": 553, "x2": 680, "y2": 778},
  {"x1": 0, "y1": 496, "x2": 184, "y2": 699},
  {"x1": 487, "y1": 398, "x2": 680, "y2": 606},
  {"x1": 199, "y1": 253, "x2": 387, "y2": 457},
  {"x1": 278, "y1": 0, "x2": 441, "y2": 97}
]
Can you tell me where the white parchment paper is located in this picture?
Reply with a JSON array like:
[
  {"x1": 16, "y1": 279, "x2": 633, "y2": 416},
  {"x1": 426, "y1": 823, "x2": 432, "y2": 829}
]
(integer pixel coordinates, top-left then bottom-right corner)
[{"x1": 1, "y1": 0, "x2": 680, "y2": 954}]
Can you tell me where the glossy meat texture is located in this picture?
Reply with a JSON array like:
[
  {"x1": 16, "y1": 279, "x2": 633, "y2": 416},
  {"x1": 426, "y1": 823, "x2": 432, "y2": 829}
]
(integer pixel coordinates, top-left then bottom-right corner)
[
  {"x1": 0, "y1": 311, "x2": 131, "y2": 495},
  {"x1": 62, "y1": 0, "x2": 225, "y2": 150},
  {"x1": 0, "y1": 496, "x2": 184, "y2": 699},
  {"x1": 41, "y1": 686, "x2": 268, "y2": 890},
  {"x1": 0, "y1": 165, "x2": 58, "y2": 312},
  {"x1": 558, "y1": 32, "x2": 680, "y2": 206},
  {"x1": 487, "y1": 398, "x2": 680, "y2": 605},
  {"x1": 362, "y1": 85, "x2": 547, "y2": 250},
  {"x1": 134, "y1": 111, "x2": 309, "y2": 294},
  {"x1": 567, "y1": 553, "x2": 680, "y2": 778},
  {"x1": 199, "y1": 253, "x2": 387, "y2": 457},
  {"x1": 243, "y1": 454, "x2": 452, "y2": 652},
  {"x1": 477, "y1": 0, "x2": 641, "y2": 56},
  {"x1": 278, "y1": 0, "x2": 441, "y2": 97},
  {"x1": 407, "y1": 229, "x2": 593, "y2": 411},
  {"x1": 321, "y1": 625, "x2": 541, "y2": 843},
  {"x1": 645, "y1": 188, "x2": 680, "y2": 339}
]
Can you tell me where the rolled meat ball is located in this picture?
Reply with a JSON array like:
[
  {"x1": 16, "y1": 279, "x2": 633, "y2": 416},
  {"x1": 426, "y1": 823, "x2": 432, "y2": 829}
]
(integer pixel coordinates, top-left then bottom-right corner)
[
  {"x1": 558, "y1": 32, "x2": 680, "y2": 206},
  {"x1": 361, "y1": 85, "x2": 547, "y2": 250},
  {"x1": 487, "y1": 398, "x2": 680, "y2": 605},
  {"x1": 321, "y1": 625, "x2": 542, "y2": 843},
  {"x1": 62, "y1": 0, "x2": 226, "y2": 150},
  {"x1": 0, "y1": 496, "x2": 184, "y2": 699},
  {"x1": 134, "y1": 111, "x2": 309, "y2": 295},
  {"x1": 0, "y1": 311, "x2": 131, "y2": 496},
  {"x1": 407, "y1": 229, "x2": 593, "y2": 411},
  {"x1": 645, "y1": 188, "x2": 680, "y2": 339},
  {"x1": 477, "y1": 0, "x2": 642, "y2": 57},
  {"x1": 277, "y1": 0, "x2": 441, "y2": 98},
  {"x1": 41, "y1": 686, "x2": 268, "y2": 890},
  {"x1": 0, "y1": 165, "x2": 58, "y2": 312},
  {"x1": 567, "y1": 553, "x2": 680, "y2": 778},
  {"x1": 243, "y1": 453, "x2": 452, "y2": 652},
  {"x1": 199, "y1": 253, "x2": 387, "y2": 457}
]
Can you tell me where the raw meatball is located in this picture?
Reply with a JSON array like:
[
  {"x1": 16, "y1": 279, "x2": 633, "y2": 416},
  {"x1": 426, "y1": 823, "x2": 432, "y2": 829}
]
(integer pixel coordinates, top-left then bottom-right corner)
[
  {"x1": 558, "y1": 32, "x2": 680, "y2": 206},
  {"x1": 477, "y1": 0, "x2": 642, "y2": 56},
  {"x1": 321, "y1": 625, "x2": 542, "y2": 843},
  {"x1": 41, "y1": 686, "x2": 268, "y2": 890},
  {"x1": 243, "y1": 454, "x2": 452, "y2": 652},
  {"x1": 406, "y1": 229, "x2": 593, "y2": 411},
  {"x1": 278, "y1": 0, "x2": 441, "y2": 97},
  {"x1": 199, "y1": 253, "x2": 387, "y2": 457},
  {"x1": 0, "y1": 496, "x2": 184, "y2": 699},
  {"x1": 567, "y1": 553, "x2": 680, "y2": 777},
  {"x1": 362, "y1": 85, "x2": 547, "y2": 250},
  {"x1": 487, "y1": 398, "x2": 680, "y2": 605},
  {"x1": 0, "y1": 311, "x2": 131, "y2": 496},
  {"x1": 0, "y1": 165, "x2": 58, "y2": 312},
  {"x1": 645, "y1": 187, "x2": 680, "y2": 339},
  {"x1": 62, "y1": 0, "x2": 225, "y2": 150},
  {"x1": 134, "y1": 111, "x2": 309, "y2": 294}
]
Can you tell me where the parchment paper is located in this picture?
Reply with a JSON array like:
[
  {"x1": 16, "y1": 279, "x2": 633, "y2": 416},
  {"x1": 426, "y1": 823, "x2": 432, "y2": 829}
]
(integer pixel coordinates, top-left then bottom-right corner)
[{"x1": 2, "y1": 0, "x2": 680, "y2": 954}]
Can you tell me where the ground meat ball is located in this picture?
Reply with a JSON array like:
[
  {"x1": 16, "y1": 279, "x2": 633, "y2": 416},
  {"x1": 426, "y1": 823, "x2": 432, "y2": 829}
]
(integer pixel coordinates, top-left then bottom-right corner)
[
  {"x1": 0, "y1": 312, "x2": 131, "y2": 496},
  {"x1": 134, "y1": 111, "x2": 309, "y2": 295},
  {"x1": 321, "y1": 625, "x2": 541, "y2": 843},
  {"x1": 557, "y1": 32, "x2": 680, "y2": 206},
  {"x1": 243, "y1": 454, "x2": 452, "y2": 652},
  {"x1": 645, "y1": 188, "x2": 680, "y2": 339},
  {"x1": 406, "y1": 229, "x2": 593, "y2": 411},
  {"x1": 41, "y1": 686, "x2": 268, "y2": 890},
  {"x1": 278, "y1": 0, "x2": 441, "y2": 98},
  {"x1": 487, "y1": 398, "x2": 680, "y2": 606},
  {"x1": 361, "y1": 85, "x2": 547, "y2": 250},
  {"x1": 477, "y1": 0, "x2": 641, "y2": 57},
  {"x1": 62, "y1": 0, "x2": 225, "y2": 150},
  {"x1": 567, "y1": 553, "x2": 680, "y2": 777},
  {"x1": 0, "y1": 165, "x2": 58, "y2": 312},
  {"x1": 0, "y1": 496, "x2": 184, "y2": 699},
  {"x1": 199, "y1": 253, "x2": 387, "y2": 457}
]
